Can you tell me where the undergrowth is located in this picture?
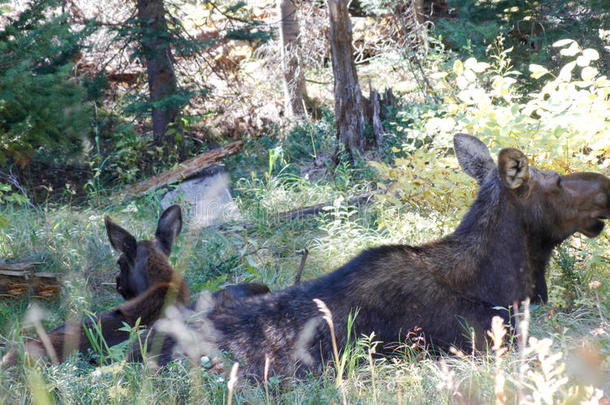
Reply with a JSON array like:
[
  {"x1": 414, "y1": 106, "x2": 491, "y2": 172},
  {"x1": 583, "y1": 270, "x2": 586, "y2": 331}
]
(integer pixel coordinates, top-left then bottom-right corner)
[{"x1": 1, "y1": 40, "x2": 609, "y2": 404}]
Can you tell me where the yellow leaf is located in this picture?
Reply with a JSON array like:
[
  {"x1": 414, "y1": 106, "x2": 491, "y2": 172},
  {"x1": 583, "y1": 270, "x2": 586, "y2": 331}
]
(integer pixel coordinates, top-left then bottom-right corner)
[
  {"x1": 553, "y1": 39, "x2": 575, "y2": 48},
  {"x1": 560, "y1": 41, "x2": 581, "y2": 57},
  {"x1": 453, "y1": 60, "x2": 464, "y2": 76},
  {"x1": 582, "y1": 48, "x2": 599, "y2": 61}
]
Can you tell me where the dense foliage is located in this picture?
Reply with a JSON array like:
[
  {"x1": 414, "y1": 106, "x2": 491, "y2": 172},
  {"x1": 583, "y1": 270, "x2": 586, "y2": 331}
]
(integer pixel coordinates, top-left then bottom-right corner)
[
  {"x1": 373, "y1": 40, "x2": 609, "y2": 212},
  {"x1": 0, "y1": 0, "x2": 93, "y2": 167},
  {"x1": 437, "y1": 0, "x2": 610, "y2": 72}
]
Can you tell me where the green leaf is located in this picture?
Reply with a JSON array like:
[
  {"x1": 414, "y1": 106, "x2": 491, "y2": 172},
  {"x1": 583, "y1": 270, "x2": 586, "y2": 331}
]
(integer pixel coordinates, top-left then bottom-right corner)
[
  {"x1": 553, "y1": 39, "x2": 576, "y2": 48},
  {"x1": 560, "y1": 42, "x2": 581, "y2": 57},
  {"x1": 529, "y1": 64, "x2": 550, "y2": 79}
]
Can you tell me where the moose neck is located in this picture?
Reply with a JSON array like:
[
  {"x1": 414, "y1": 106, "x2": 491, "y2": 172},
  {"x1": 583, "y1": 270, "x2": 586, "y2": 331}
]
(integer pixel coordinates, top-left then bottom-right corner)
[{"x1": 436, "y1": 176, "x2": 552, "y2": 306}]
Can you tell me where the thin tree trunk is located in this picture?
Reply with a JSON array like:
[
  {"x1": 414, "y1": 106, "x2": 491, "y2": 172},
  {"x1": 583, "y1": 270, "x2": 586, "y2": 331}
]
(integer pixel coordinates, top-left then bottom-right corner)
[
  {"x1": 327, "y1": 0, "x2": 366, "y2": 156},
  {"x1": 278, "y1": 0, "x2": 307, "y2": 118},
  {"x1": 137, "y1": 0, "x2": 179, "y2": 148}
]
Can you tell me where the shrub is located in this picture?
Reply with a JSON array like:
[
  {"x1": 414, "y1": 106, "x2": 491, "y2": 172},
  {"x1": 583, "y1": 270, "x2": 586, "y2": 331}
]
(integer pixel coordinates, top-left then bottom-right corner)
[
  {"x1": 437, "y1": 0, "x2": 610, "y2": 73},
  {"x1": 0, "y1": 0, "x2": 93, "y2": 167},
  {"x1": 374, "y1": 40, "x2": 610, "y2": 217}
]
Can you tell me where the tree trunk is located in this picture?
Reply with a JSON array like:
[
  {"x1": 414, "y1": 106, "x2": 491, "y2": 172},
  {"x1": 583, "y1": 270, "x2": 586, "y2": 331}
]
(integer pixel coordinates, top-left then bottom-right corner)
[
  {"x1": 137, "y1": 0, "x2": 179, "y2": 148},
  {"x1": 278, "y1": 0, "x2": 307, "y2": 119},
  {"x1": 327, "y1": 0, "x2": 366, "y2": 156}
]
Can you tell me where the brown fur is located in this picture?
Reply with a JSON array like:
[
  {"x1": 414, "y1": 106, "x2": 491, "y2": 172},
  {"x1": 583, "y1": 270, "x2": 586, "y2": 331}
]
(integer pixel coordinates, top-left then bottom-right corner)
[
  {"x1": 138, "y1": 134, "x2": 609, "y2": 379},
  {"x1": 1, "y1": 205, "x2": 189, "y2": 367}
]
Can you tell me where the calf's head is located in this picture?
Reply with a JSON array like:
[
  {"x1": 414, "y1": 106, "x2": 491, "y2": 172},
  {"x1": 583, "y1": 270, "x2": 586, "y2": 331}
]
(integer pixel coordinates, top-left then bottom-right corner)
[
  {"x1": 455, "y1": 133, "x2": 610, "y2": 244},
  {"x1": 105, "y1": 205, "x2": 183, "y2": 300}
]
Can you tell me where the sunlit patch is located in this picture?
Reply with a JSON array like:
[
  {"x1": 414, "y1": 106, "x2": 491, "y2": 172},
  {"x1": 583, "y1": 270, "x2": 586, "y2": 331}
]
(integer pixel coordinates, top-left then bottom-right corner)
[
  {"x1": 292, "y1": 317, "x2": 322, "y2": 366},
  {"x1": 154, "y1": 292, "x2": 219, "y2": 362}
]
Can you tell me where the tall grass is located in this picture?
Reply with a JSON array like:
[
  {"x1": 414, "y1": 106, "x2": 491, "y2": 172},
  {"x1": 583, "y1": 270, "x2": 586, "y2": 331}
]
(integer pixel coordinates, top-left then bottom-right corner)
[{"x1": 1, "y1": 147, "x2": 608, "y2": 404}]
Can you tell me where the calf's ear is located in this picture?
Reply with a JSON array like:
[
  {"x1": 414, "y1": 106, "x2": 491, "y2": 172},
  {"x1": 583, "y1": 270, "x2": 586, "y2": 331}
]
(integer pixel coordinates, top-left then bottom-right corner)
[
  {"x1": 453, "y1": 133, "x2": 496, "y2": 184},
  {"x1": 105, "y1": 217, "x2": 137, "y2": 260},
  {"x1": 155, "y1": 205, "x2": 182, "y2": 256},
  {"x1": 498, "y1": 148, "x2": 530, "y2": 190}
]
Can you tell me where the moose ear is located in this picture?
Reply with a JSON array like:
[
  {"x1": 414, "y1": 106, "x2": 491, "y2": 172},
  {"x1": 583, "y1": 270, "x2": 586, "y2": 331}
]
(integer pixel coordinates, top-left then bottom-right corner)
[
  {"x1": 105, "y1": 217, "x2": 137, "y2": 260},
  {"x1": 453, "y1": 134, "x2": 496, "y2": 184},
  {"x1": 155, "y1": 205, "x2": 182, "y2": 256},
  {"x1": 497, "y1": 148, "x2": 530, "y2": 190}
]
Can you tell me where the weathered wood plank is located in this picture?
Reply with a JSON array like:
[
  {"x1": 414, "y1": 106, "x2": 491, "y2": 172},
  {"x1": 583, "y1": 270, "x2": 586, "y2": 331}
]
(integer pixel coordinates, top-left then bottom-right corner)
[
  {"x1": 0, "y1": 266, "x2": 59, "y2": 300},
  {"x1": 0, "y1": 262, "x2": 44, "y2": 271}
]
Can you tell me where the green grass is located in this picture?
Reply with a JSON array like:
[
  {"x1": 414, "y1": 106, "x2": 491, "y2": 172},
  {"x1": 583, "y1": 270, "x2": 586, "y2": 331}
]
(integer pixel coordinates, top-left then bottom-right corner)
[{"x1": 1, "y1": 136, "x2": 608, "y2": 404}]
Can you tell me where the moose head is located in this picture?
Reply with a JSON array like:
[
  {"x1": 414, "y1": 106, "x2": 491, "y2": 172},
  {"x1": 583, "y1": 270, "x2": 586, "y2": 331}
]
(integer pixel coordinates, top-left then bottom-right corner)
[
  {"x1": 1, "y1": 205, "x2": 191, "y2": 368},
  {"x1": 105, "y1": 205, "x2": 184, "y2": 301},
  {"x1": 455, "y1": 133, "x2": 610, "y2": 303},
  {"x1": 455, "y1": 133, "x2": 609, "y2": 242}
]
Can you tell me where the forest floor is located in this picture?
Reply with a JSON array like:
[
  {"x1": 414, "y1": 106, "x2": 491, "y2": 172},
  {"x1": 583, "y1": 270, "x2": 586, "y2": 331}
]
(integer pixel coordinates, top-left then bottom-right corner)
[
  {"x1": 1, "y1": 4, "x2": 609, "y2": 401},
  {"x1": 1, "y1": 119, "x2": 609, "y2": 403}
]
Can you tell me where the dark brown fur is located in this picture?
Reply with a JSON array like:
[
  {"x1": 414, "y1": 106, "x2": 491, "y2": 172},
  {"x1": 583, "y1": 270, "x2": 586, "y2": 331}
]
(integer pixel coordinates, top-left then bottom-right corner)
[
  {"x1": 1, "y1": 205, "x2": 190, "y2": 366},
  {"x1": 127, "y1": 282, "x2": 271, "y2": 365},
  {"x1": 140, "y1": 134, "x2": 609, "y2": 379}
]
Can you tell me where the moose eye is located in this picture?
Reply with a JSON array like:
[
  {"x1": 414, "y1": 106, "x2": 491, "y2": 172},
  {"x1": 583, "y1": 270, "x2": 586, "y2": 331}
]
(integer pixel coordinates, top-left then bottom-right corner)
[
  {"x1": 117, "y1": 256, "x2": 131, "y2": 272},
  {"x1": 555, "y1": 176, "x2": 562, "y2": 188}
]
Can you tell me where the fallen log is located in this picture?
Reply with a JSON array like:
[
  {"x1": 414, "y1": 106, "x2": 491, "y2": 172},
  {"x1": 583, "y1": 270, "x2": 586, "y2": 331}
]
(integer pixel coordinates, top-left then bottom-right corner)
[
  {"x1": 117, "y1": 140, "x2": 244, "y2": 199},
  {"x1": 217, "y1": 192, "x2": 374, "y2": 231},
  {"x1": 0, "y1": 262, "x2": 45, "y2": 271},
  {"x1": 278, "y1": 192, "x2": 373, "y2": 221},
  {"x1": 0, "y1": 264, "x2": 60, "y2": 300}
]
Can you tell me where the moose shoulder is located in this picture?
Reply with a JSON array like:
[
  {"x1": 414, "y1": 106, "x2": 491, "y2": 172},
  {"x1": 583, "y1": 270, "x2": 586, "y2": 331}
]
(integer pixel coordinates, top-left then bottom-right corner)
[{"x1": 145, "y1": 133, "x2": 609, "y2": 378}]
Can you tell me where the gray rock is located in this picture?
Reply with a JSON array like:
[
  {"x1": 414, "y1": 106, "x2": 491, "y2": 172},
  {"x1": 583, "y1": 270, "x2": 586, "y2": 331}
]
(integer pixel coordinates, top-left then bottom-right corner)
[{"x1": 160, "y1": 165, "x2": 241, "y2": 228}]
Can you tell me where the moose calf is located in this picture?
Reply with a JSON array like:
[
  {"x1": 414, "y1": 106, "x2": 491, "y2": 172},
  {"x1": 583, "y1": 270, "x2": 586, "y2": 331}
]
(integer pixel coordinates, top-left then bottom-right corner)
[
  {"x1": 139, "y1": 134, "x2": 609, "y2": 379},
  {"x1": 2, "y1": 205, "x2": 190, "y2": 366},
  {"x1": 1, "y1": 205, "x2": 271, "y2": 367}
]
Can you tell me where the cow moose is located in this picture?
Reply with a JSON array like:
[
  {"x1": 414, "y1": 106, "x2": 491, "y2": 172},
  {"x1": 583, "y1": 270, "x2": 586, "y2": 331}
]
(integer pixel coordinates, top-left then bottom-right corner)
[
  {"x1": 1, "y1": 205, "x2": 191, "y2": 366},
  {"x1": 135, "y1": 134, "x2": 609, "y2": 379}
]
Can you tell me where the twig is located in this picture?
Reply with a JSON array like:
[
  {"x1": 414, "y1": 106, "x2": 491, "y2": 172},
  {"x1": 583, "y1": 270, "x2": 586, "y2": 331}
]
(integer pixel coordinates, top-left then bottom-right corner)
[
  {"x1": 293, "y1": 248, "x2": 309, "y2": 285},
  {"x1": 390, "y1": 8, "x2": 439, "y2": 103},
  {"x1": 217, "y1": 192, "x2": 374, "y2": 231},
  {"x1": 101, "y1": 282, "x2": 117, "y2": 288},
  {"x1": 304, "y1": 78, "x2": 331, "y2": 85},
  {"x1": 227, "y1": 361, "x2": 240, "y2": 405},
  {"x1": 0, "y1": 169, "x2": 36, "y2": 210}
]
